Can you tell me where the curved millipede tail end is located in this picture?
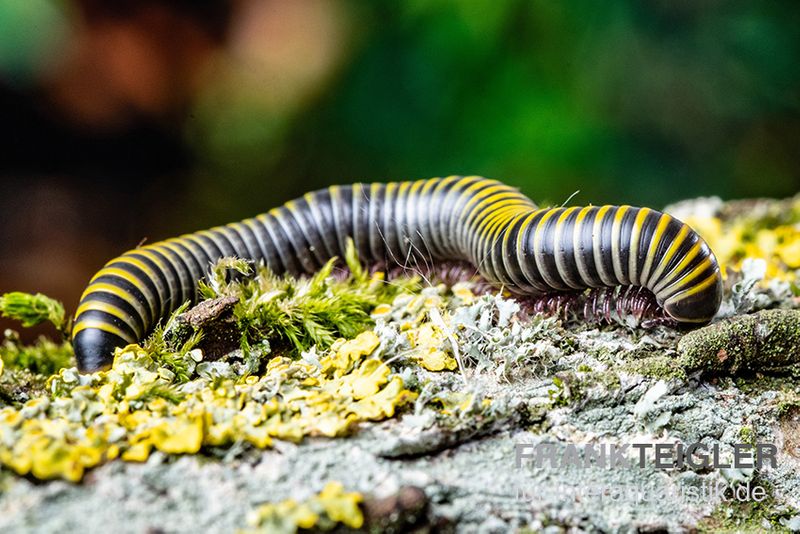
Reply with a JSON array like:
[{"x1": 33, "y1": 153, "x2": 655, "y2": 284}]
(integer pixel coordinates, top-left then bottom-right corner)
[
  {"x1": 662, "y1": 269, "x2": 724, "y2": 326},
  {"x1": 72, "y1": 328, "x2": 125, "y2": 372}
]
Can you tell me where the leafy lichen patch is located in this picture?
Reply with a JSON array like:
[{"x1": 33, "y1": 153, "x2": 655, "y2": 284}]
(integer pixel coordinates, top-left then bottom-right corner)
[{"x1": 0, "y1": 330, "x2": 417, "y2": 482}]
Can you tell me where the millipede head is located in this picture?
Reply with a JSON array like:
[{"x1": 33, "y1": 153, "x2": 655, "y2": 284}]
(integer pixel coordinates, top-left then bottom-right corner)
[{"x1": 72, "y1": 328, "x2": 123, "y2": 372}]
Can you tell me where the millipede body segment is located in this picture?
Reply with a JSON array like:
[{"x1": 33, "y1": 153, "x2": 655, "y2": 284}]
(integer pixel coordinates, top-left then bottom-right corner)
[{"x1": 73, "y1": 177, "x2": 723, "y2": 371}]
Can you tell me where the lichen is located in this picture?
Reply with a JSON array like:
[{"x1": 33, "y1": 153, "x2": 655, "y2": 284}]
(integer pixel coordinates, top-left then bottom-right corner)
[
  {"x1": 619, "y1": 354, "x2": 687, "y2": 381},
  {"x1": 669, "y1": 194, "x2": 800, "y2": 285},
  {"x1": 0, "y1": 330, "x2": 418, "y2": 482},
  {"x1": 243, "y1": 481, "x2": 364, "y2": 533}
]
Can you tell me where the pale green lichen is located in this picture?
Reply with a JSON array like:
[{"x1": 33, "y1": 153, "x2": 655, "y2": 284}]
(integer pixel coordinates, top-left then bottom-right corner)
[
  {"x1": 620, "y1": 354, "x2": 687, "y2": 381},
  {"x1": 738, "y1": 424, "x2": 756, "y2": 446},
  {"x1": 0, "y1": 245, "x2": 424, "y2": 482}
]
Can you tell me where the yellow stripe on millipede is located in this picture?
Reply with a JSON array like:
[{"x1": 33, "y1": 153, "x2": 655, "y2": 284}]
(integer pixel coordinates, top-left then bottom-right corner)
[
  {"x1": 470, "y1": 193, "x2": 529, "y2": 230},
  {"x1": 302, "y1": 192, "x2": 337, "y2": 258},
  {"x1": 663, "y1": 271, "x2": 720, "y2": 322},
  {"x1": 627, "y1": 208, "x2": 650, "y2": 286},
  {"x1": 181, "y1": 233, "x2": 217, "y2": 263},
  {"x1": 112, "y1": 256, "x2": 167, "y2": 308},
  {"x1": 514, "y1": 208, "x2": 550, "y2": 292},
  {"x1": 532, "y1": 209, "x2": 561, "y2": 289},
  {"x1": 657, "y1": 257, "x2": 714, "y2": 300},
  {"x1": 610, "y1": 206, "x2": 630, "y2": 285},
  {"x1": 198, "y1": 229, "x2": 230, "y2": 256},
  {"x1": 644, "y1": 223, "x2": 690, "y2": 290},
  {"x1": 475, "y1": 199, "x2": 531, "y2": 237},
  {"x1": 409, "y1": 180, "x2": 426, "y2": 196},
  {"x1": 159, "y1": 239, "x2": 206, "y2": 278},
  {"x1": 651, "y1": 241, "x2": 702, "y2": 294},
  {"x1": 572, "y1": 206, "x2": 595, "y2": 287},
  {"x1": 478, "y1": 205, "x2": 527, "y2": 274},
  {"x1": 553, "y1": 207, "x2": 583, "y2": 289},
  {"x1": 72, "y1": 318, "x2": 136, "y2": 342},
  {"x1": 639, "y1": 214, "x2": 671, "y2": 287},
  {"x1": 80, "y1": 281, "x2": 151, "y2": 324},
  {"x1": 463, "y1": 186, "x2": 514, "y2": 222},
  {"x1": 136, "y1": 247, "x2": 181, "y2": 302},
  {"x1": 75, "y1": 300, "x2": 143, "y2": 338},
  {"x1": 500, "y1": 211, "x2": 532, "y2": 287},
  {"x1": 474, "y1": 203, "x2": 531, "y2": 262},
  {"x1": 150, "y1": 243, "x2": 194, "y2": 294},
  {"x1": 87, "y1": 267, "x2": 157, "y2": 319}
]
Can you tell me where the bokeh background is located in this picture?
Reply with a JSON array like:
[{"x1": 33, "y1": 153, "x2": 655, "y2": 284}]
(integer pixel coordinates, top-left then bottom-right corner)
[{"x1": 2, "y1": 0, "x2": 800, "y2": 335}]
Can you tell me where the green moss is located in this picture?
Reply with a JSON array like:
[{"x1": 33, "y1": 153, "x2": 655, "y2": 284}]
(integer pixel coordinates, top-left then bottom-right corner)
[
  {"x1": 548, "y1": 374, "x2": 586, "y2": 407},
  {"x1": 776, "y1": 396, "x2": 800, "y2": 418},
  {"x1": 732, "y1": 371, "x2": 800, "y2": 398},
  {"x1": 1, "y1": 330, "x2": 73, "y2": 376},
  {"x1": 145, "y1": 303, "x2": 205, "y2": 383},
  {"x1": 678, "y1": 310, "x2": 800, "y2": 375},
  {"x1": 196, "y1": 240, "x2": 417, "y2": 358},
  {"x1": 0, "y1": 293, "x2": 74, "y2": 406},
  {"x1": 135, "y1": 240, "x2": 419, "y2": 381},
  {"x1": 698, "y1": 478, "x2": 795, "y2": 533},
  {"x1": 597, "y1": 370, "x2": 622, "y2": 390},
  {"x1": 0, "y1": 291, "x2": 68, "y2": 335},
  {"x1": 738, "y1": 425, "x2": 756, "y2": 446},
  {"x1": 0, "y1": 292, "x2": 73, "y2": 405}
]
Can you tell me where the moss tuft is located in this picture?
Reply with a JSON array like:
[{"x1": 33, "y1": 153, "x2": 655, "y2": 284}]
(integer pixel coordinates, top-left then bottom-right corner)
[
  {"x1": 0, "y1": 330, "x2": 73, "y2": 376},
  {"x1": 197, "y1": 240, "x2": 418, "y2": 358},
  {"x1": 0, "y1": 292, "x2": 68, "y2": 335}
]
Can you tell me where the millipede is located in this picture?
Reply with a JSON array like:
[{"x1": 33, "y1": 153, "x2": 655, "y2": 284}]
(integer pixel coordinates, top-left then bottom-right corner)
[{"x1": 72, "y1": 176, "x2": 723, "y2": 371}]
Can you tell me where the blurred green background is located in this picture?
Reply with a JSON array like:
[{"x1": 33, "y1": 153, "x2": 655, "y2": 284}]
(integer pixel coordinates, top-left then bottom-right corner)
[{"x1": 1, "y1": 0, "x2": 799, "y2": 325}]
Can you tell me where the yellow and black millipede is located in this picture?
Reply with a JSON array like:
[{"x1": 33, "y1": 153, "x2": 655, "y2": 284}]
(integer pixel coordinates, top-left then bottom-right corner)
[{"x1": 73, "y1": 176, "x2": 723, "y2": 371}]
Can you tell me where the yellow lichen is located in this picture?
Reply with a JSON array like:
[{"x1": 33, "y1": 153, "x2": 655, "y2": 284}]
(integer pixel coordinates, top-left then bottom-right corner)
[
  {"x1": 405, "y1": 320, "x2": 457, "y2": 372},
  {"x1": 0, "y1": 331, "x2": 416, "y2": 482},
  {"x1": 451, "y1": 282, "x2": 476, "y2": 304},
  {"x1": 683, "y1": 210, "x2": 800, "y2": 283},
  {"x1": 243, "y1": 481, "x2": 363, "y2": 533}
]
